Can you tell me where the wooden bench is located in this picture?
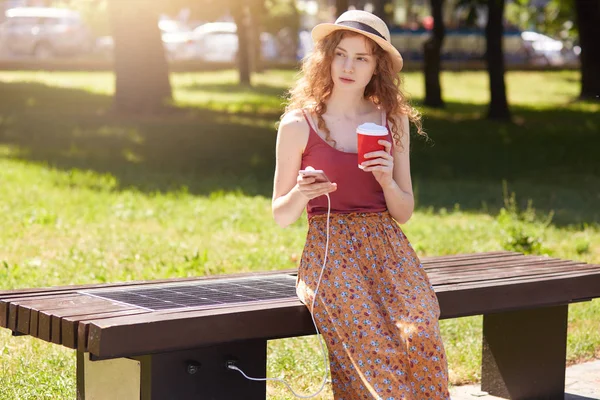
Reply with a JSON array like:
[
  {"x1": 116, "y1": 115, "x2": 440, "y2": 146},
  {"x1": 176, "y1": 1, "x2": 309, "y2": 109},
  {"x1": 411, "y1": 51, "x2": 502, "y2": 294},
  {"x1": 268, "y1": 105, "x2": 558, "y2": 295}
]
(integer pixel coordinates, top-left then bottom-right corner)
[{"x1": 1, "y1": 251, "x2": 600, "y2": 400}]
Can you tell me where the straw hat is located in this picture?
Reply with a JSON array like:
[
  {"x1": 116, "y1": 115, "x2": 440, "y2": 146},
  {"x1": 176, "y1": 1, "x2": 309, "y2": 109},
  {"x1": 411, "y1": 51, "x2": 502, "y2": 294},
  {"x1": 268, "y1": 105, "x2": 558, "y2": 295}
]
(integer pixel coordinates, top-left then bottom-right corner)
[{"x1": 311, "y1": 10, "x2": 404, "y2": 73}]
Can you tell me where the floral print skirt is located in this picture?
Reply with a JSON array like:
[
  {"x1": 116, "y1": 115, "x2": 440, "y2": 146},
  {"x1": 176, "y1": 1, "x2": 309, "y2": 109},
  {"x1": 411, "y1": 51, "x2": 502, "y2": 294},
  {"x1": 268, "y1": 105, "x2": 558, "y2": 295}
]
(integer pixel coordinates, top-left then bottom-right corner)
[{"x1": 296, "y1": 211, "x2": 450, "y2": 400}]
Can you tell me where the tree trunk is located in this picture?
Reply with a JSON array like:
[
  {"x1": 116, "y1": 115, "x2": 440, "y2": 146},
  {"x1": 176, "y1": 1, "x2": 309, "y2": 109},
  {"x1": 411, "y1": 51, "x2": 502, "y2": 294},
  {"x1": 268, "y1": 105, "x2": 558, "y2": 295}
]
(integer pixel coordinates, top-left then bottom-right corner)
[
  {"x1": 485, "y1": 0, "x2": 510, "y2": 120},
  {"x1": 423, "y1": 0, "x2": 446, "y2": 108},
  {"x1": 290, "y1": 0, "x2": 300, "y2": 61},
  {"x1": 336, "y1": 0, "x2": 349, "y2": 17},
  {"x1": 250, "y1": 0, "x2": 265, "y2": 73},
  {"x1": 108, "y1": 0, "x2": 172, "y2": 114},
  {"x1": 406, "y1": 0, "x2": 414, "y2": 24},
  {"x1": 232, "y1": 5, "x2": 252, "y2": 86},
  {"x1": 574, "y1": 0, "x2": 600, "y2": 101},
  {"x1": 373, "y1": 0, "x2": 386, "y2": 22}
]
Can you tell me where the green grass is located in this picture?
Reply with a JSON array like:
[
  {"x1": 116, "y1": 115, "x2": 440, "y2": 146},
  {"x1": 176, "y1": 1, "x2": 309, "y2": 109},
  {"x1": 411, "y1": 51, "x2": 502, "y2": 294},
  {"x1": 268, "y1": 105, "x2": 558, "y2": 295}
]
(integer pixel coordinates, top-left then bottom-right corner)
[{"x1": 0, "y1": 69, "x2": 598, "y2": 399}]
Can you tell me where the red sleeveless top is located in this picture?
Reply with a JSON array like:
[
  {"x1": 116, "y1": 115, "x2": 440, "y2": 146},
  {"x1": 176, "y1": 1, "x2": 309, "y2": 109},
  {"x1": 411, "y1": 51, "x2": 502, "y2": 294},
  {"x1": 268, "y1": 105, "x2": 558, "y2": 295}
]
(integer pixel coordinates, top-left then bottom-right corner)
[{"x1": 300, "y1": 110, "x2": 392, "y2": 219}]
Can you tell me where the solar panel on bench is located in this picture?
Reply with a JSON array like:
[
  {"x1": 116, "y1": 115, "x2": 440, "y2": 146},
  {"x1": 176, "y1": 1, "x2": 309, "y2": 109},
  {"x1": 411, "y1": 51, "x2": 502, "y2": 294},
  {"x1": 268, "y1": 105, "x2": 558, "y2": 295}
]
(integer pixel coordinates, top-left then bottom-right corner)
[{"x1": 79, "y1": 275, "x2": 298, "y2": 311}]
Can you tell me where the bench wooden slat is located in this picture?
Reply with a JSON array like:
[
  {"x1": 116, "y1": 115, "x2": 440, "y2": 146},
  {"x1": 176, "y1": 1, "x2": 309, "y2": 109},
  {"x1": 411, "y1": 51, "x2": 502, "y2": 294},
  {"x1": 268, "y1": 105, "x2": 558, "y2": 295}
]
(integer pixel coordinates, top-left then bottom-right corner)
[
  {"x1": 424, "y1": 255, "x2": 563, "y2": 272},
  {"x1": 425, "y1": 258, "x2": 574, "y2": 277},
  {"x1": 16, "y1": 307, "x2": 30, "y2": 334},
  {"x1": 423, "y1": 254, "x2": 527, "y2": 269},
  {"x1": 17, "y1": 295, "x2": 102, "y2": 337},
  {"x1": 429, "y1": 261, "x2": 587, "y2": 284},
  {"x1": 6, "y1": 295, "x2": 123, "y2": 339},
  {"x1": 67, "y1": 309, "x2": 154, "y2": 351},
  {"x1": 435, "y1": 265, "x2": 600, "y2": 291},
  {"x1": 86, "y1": 298, "x2": 313, "y2": 357},
  {"x1": 5, "y1": 294, "x2": 103, "y2": 334},
  {"x1": 0, "y1": 294, "x2": 78, "y2": 328},
  {"x1": 421, "y1": 251, "x2": 518, "y2": 263},
  {"x1": 0, "y1": 302, "x2": 8, "y2": 328},
  {"x1": 70, "y1": 295, "x2": 320, "y2": 352},
  {"x1": 15, "y1": 295, "x2": 103, "y2": 333},
  {"x1": 36, "y1": 299, "x2": 135, "y2": 342},
  {"x1": 50, "y1": 303, "x2": 139, "y2": 345},
  {"x1": 29, "y1": 309, "x2": 39, "y2": 337},
  {"x1": 436, "y1": 271, "x2": 600, "y2": 318},
  {"x1": 59, "y1": 308, "x2": 151, "y2": 349},
  {"x1": 8, "y1": 303, "x2": 18, "y2": 331}
]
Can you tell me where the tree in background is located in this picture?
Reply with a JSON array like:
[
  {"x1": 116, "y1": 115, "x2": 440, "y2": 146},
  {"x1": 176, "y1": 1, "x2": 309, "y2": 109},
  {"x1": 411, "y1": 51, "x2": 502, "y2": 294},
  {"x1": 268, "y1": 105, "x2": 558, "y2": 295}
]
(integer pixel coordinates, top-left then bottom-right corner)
[
  {"x1": 251, "y1": 0, "x2": 267, "y2": 73},
  {"x1": 485, "y1": 0, "x2": 510, "y2": 120},
  {"x1": 573, "y1": 0, "x2": 600, "y2": 101},
  {"x1": 262, "y1": 0, "x2": 301, "y2": 62},
  {"x1": 423, "y1": 0, "x2": 446, "y2": 108},
  {"x1": 229, "y1": 0, "x2": 301, "y2": 84},
  {"x1": 372, "y1": 0, "x2": 386, "y2": 23},
  {"x1": 231, "y1": 4, "x2": 253, "y2": 85},
  {"x1": 336, "y1": 0, "x2": 349, "y2": 17},
  {"x1": 108, "y1": 0, "x2": 172, "y2": 114},
  {"x1": 456, "y1": 0, "x2": 510, "y2": 120},
  {"x1": 53, "y1": 0, "x2": 173, "y2": 113}
]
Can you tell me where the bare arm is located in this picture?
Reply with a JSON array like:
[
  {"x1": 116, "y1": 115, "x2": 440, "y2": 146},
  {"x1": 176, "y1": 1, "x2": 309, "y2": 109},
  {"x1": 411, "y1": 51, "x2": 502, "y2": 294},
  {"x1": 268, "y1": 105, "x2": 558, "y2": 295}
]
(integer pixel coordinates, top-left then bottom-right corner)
[
  {"x1": 271, "y1": 110, "x2": 337, "y2": 228},
  {"x1": 382, "y1": 114, "x2": 415, "y2": 223}
]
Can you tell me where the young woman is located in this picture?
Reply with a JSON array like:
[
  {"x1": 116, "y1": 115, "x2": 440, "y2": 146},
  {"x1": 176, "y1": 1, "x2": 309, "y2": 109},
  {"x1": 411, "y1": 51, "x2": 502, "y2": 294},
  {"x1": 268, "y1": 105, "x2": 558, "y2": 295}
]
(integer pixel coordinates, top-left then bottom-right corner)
[{"x1": 272, "y1": 10, "x2": 450, "y2": 399}]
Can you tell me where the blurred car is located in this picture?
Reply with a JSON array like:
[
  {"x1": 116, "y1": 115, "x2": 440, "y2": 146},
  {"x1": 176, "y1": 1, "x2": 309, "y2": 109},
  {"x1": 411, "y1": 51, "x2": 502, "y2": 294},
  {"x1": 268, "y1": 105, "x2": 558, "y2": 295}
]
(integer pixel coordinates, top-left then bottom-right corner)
[
  {"x1": 93, "y1": 20, "x2": 286, "y2": 64},
  {"x1": 93, "y1": 18, "x2": 196, "y2": 61},
  {"x1": 191, "y1": 22, "x2": 238, "y2": 62},
  {"x1": 0, "y1": 7, "x2": 93, "y2": 58},
  {"x1": 191, "y1": 22, "x2": 289, "y2": 63},
  {"x1": 520, "y1": 31, "x2": 567, "y2": 66},
  {"x1": 158, "y1": 18, "x2": 195, "y2": 61}
]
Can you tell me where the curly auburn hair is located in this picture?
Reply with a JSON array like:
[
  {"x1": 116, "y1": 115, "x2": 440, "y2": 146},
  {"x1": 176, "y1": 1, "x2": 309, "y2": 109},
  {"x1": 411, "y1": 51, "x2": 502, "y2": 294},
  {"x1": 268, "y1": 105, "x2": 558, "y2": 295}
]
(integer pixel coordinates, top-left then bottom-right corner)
[{"x1": 285, "y1": 30, "x2": 425, "y2": 149}]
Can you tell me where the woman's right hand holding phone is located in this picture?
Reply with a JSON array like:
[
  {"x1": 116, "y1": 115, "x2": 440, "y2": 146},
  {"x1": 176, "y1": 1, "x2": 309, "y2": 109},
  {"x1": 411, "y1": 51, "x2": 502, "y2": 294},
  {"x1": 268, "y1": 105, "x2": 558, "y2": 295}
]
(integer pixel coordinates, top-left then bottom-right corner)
[{"x1": 297, "y1": 168, "x2": 337, "y2": 200}]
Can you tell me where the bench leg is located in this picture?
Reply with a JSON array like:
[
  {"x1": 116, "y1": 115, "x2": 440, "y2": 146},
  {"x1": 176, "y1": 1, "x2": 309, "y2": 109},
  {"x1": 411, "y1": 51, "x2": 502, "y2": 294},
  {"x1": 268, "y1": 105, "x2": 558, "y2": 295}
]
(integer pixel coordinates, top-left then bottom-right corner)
[
  {"x1": 481, "y1": 305, "x2": 568, "y2": 400},
  {"x1": 77, "y1": 339, "x2": 267, "y2": 399},
  {"x1": 76, "y1": 351, "x2": 142, "y2": 399}
]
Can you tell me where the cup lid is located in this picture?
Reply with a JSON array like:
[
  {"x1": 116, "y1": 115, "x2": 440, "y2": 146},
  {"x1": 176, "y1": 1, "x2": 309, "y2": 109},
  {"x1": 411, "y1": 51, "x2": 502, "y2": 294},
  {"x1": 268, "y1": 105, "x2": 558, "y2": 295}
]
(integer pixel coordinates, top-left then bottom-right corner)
[{"x1": 357, "y1": 122, "x2": 388, "y2": 136}]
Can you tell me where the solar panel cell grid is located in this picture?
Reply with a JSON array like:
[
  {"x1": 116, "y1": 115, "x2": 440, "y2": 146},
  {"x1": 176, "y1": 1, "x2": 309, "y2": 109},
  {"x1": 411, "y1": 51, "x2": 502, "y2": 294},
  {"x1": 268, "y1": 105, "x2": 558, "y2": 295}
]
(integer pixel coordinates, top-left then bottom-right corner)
[{"x1": 79, "y1": 275, "x2": 298, "y2": 311}]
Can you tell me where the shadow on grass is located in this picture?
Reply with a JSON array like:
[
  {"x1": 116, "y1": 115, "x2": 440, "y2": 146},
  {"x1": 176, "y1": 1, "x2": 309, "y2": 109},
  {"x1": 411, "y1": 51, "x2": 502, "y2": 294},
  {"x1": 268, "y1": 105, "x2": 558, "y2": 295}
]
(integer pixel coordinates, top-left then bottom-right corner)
[
  {"x1": 178, "y1": 82, "x2": 288, "y2": 99},
  {"x1": 0, "y1": 80, "x2": 598, "y2": 226}
]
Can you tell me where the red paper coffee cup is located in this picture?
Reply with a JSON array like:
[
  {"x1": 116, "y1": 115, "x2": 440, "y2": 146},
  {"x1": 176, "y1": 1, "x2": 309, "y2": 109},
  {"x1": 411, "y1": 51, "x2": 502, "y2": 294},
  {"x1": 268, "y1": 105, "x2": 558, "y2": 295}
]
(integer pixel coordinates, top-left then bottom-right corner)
[{"x1": 357, "y1": 122, "x2": 388, "y2": 166}]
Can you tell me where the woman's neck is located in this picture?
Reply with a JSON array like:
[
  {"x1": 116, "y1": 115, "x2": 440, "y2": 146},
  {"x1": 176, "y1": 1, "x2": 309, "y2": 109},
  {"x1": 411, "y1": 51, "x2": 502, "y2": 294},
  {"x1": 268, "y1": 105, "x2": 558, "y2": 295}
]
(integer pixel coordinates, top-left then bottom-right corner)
[{"x1": 325, "y1": 88, "x2": 373, "y2": 119}]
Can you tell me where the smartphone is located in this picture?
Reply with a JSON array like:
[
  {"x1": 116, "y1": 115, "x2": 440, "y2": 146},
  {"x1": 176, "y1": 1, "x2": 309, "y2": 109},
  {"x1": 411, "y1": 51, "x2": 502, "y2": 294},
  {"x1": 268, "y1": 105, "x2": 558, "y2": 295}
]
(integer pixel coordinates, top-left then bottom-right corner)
[{"x1": 299, "y1": 169, "x2": 331, "y2": 183}]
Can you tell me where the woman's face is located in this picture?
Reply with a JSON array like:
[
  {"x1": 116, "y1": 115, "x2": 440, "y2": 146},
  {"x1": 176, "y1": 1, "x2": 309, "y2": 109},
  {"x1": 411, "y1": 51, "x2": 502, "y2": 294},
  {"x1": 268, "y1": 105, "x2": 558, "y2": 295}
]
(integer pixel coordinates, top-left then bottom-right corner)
[{"x1": 330, "y1": 34, "x2": 377, "y2": 91}]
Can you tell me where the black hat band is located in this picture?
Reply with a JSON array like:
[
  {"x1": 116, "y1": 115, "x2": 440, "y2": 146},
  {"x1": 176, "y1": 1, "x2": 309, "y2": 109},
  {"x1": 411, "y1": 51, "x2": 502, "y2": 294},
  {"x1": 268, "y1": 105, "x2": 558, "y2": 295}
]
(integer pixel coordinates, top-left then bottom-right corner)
[{"x1": 337, "y1": 21, "x2": 386, "y2": 41}]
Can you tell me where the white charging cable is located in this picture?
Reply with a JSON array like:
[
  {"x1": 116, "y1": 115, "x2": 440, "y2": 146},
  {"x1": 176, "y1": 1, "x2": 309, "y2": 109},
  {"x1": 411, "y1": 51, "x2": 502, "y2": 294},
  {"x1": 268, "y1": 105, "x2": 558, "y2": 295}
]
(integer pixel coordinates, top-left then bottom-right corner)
[{"x1": 227, "y1": 193, "x2": 332, "y2": 398}]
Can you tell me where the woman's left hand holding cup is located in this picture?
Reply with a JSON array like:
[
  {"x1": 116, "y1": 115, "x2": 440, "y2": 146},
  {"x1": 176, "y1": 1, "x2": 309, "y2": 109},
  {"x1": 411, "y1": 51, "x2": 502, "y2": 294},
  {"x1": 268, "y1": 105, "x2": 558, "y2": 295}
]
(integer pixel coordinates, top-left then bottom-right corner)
[{"x1": 360, "y1": 140, "x2": 394, "y2": 189}]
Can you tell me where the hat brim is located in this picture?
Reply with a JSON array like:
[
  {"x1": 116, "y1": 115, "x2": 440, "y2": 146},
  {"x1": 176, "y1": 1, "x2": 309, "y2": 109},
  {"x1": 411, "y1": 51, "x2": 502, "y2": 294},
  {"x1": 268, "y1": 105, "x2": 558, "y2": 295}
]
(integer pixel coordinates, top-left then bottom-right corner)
[{"x1": 311, "y1": 23, "x2": 403, "y2": 73}]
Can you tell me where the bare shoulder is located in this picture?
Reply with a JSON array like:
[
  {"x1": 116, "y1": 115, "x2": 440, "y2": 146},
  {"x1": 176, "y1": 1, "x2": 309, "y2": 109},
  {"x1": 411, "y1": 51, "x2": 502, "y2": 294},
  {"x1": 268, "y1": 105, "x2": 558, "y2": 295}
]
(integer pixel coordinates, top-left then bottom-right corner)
[
  {"x1": 277, "y1": 109, "x2": 310, "y2": 149},
  {"x1": 280, "y1": 109, "x2": 309, "y2": 133}
]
